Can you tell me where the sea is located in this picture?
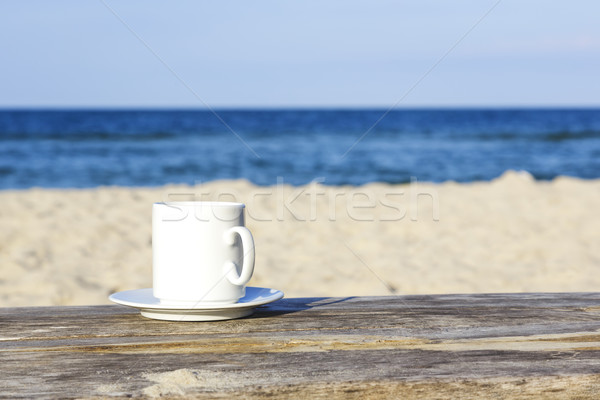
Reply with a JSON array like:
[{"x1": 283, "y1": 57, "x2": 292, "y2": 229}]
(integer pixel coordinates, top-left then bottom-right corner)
[{"x1": 0, "y1": 109, "x2": 599, "y2": 189}]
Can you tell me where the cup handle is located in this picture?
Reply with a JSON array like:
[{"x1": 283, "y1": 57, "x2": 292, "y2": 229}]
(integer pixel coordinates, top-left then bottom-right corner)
[{"x1": 222, "y1": 226, "x2": 255, "y2": 286}]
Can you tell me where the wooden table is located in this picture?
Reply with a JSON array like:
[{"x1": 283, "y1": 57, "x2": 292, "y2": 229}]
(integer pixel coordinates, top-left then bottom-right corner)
[{"x1": 1, "y1": 293, "x2": 600, "y2": 399}]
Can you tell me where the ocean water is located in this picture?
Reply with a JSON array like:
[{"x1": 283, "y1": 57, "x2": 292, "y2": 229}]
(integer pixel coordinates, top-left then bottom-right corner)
[{"x1": 0, "y1": 109, "x2": 599, "y2": 189}]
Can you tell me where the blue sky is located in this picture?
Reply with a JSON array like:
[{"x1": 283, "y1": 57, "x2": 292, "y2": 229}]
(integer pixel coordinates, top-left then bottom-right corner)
[{"x1": 1, "y1": 0, "x2": 599, "y2": 108}]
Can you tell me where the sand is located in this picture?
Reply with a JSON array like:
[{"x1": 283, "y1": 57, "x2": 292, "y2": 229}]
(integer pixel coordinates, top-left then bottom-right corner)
[{"x1": 0, "y1": 170, "x2": 598, "y2": 307}]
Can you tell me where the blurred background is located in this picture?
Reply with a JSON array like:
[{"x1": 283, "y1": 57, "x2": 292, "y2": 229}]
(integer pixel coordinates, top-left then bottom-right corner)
[
  {"x1": 0, "y1": 1, "x2": 599, "y2": 306},
  {"x1": 1, "y1": 1, "x2": 599, "y2": 189}
]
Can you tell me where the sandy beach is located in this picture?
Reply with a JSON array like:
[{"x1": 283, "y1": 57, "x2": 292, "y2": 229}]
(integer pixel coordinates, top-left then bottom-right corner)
[{"x1": 0, "y1": 170, "x2": 598, "y2": 307}]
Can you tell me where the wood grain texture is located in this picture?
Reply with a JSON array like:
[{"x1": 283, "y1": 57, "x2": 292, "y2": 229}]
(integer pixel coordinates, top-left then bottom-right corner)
[{"x1": 1, "y1": 293, "x2": 600, "y2": 399}]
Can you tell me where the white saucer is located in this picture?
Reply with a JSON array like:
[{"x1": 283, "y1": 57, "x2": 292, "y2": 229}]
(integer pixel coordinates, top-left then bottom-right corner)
[{"x1": 108, "y1": 287, "x2": 284, "y2": 321}]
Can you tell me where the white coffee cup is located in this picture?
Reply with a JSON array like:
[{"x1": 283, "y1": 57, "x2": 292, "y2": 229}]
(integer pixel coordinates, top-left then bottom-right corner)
[{"x1": 152, "y1": 201, "x2": 255, "y2": 305}]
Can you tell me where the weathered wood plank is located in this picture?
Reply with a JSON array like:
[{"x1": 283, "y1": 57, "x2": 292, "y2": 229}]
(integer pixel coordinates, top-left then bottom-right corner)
[{"x1": 1, "y1": 293, "x2": 600, "y2": 399}]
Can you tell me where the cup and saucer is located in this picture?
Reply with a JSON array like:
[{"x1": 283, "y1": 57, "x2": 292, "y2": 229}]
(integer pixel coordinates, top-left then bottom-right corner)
[{"x1": 109, "y1": 201, "x2": 283, "y2": 321}]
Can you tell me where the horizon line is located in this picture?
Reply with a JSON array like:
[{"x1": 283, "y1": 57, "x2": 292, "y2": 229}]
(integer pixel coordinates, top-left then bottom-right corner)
[{"x1": 1, "y1": 105, "x2": 600, "y2": 111}]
